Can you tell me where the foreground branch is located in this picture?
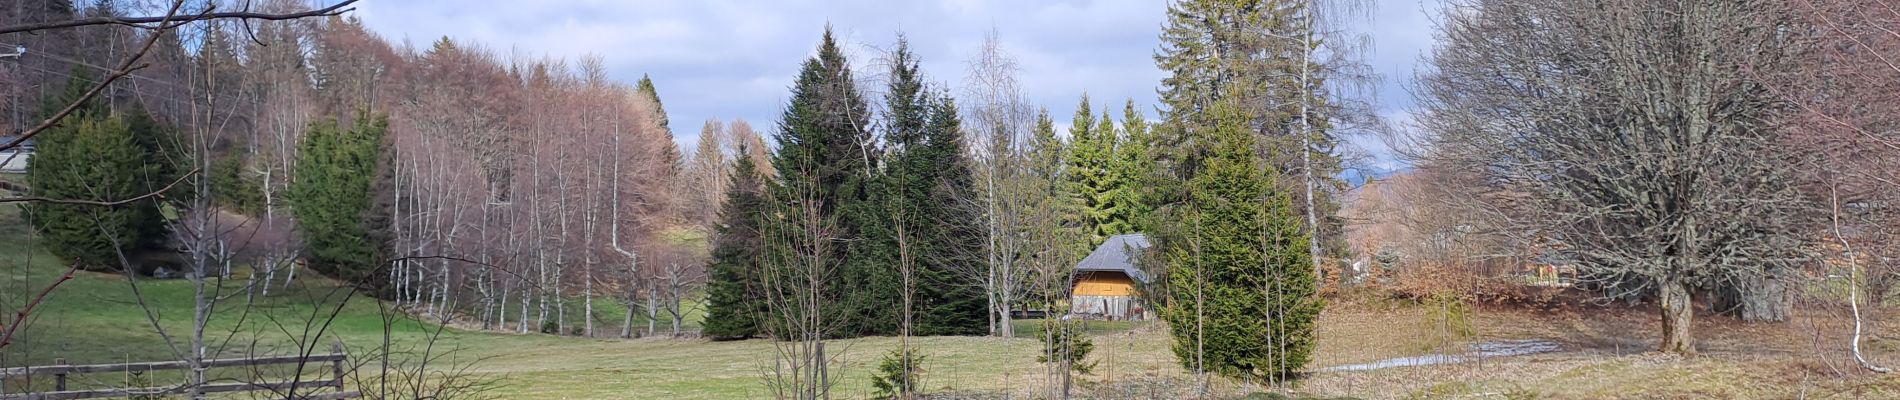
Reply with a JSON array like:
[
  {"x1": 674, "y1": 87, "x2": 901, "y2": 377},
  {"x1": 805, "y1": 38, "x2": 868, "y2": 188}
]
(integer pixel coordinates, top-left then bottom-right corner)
[
  {"x1": 0, "y1": 0, "x2": 360, "y2": 35},
  {"x1": 0, "y1": 264, "x2": 81, "y2": 350},
  {"x1": 0, "y1": 167, "x2": 201, "y2": 206},
  {"x1": 0, "y1": 0, "x2": 189, "y2": 152}
]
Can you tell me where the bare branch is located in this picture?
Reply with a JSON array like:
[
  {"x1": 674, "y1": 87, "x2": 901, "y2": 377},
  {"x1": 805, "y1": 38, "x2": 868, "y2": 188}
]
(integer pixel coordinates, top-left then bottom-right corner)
[
  {"x1": 0, "y1": 0, "x2": 189, "y2": 152},
  {"x1": 0, "y1": 264, "x2": 80, "y2": 350},
  {"x1": 0, "y1": 0, "x2": 360, "y2": 35},
  {"x1": 0, "y1": 167, "x2": 201, "y2": 205}
]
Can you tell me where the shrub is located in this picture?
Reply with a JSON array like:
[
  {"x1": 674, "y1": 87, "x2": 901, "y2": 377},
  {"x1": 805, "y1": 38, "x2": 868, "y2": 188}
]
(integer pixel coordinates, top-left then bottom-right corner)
[
  {"x1": 871, "y1": 347, "x2": 925, "y2": 399},
  {"x1": 1036, "y1": 318, "x2": 1097, "y2": 375}
]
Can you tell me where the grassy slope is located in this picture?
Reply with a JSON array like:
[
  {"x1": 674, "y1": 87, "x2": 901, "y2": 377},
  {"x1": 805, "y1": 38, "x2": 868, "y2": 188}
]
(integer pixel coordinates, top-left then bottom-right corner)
[
  {"x1": 14, "y1": 200, "x2": 1900, "y2": 399},
  {"x1": 1, "y1": 204, "x2": 1186, "y2": 399}
]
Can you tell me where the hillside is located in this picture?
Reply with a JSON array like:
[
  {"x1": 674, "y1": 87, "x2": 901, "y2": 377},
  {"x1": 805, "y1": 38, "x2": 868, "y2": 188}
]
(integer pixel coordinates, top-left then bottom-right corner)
[{"x1": 11, "y1": 197, "x2": 1900, "y2": 399}]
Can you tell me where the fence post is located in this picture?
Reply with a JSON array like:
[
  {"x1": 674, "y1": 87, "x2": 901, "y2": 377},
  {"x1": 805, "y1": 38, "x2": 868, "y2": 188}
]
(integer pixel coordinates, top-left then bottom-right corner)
[
  {"x1": 815, "y1": 341, "x2": 827, "y2": 399},
  {"x1": 331, "y1": 340, "x2": 347, "y2": 390},
  {"x1": 52, "y1": 358, "x2": 66, "y2": 392}
]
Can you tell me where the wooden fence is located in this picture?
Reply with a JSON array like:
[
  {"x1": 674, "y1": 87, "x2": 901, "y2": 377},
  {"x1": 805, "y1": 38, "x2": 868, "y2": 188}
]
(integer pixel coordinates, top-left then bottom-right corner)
[{"x1": 0, "y1": 343, "x2": 357, "y2": 400}]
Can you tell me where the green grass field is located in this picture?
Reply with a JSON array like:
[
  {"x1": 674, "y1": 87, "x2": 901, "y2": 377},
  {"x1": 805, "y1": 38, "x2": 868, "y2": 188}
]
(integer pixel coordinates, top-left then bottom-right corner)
[
  {"x1": 0, "y1": 204, "x2": 1203, "y2": 399},
  {"x1": 18, "y1": 201, "x2": 1895, "y2": 399}
]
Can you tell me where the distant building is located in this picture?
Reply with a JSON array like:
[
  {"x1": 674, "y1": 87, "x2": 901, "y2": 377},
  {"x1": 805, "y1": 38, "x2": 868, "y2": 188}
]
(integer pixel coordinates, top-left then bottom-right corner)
[
  {"x1": 1071, "y1": 233, "x2": 1153, "y2": 320},
  {"x1": 0, "y1": 135, "x2": 33, "y2": 173},
  {"x1": 0, "y1": 150, "x2": 29, "y2": 173}
]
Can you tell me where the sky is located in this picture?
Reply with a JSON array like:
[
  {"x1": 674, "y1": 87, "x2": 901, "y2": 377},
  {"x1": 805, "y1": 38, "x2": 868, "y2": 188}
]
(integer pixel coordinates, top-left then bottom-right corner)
[{"x1": 351, "y1": 0, "x2": 1445, "y2": 173}]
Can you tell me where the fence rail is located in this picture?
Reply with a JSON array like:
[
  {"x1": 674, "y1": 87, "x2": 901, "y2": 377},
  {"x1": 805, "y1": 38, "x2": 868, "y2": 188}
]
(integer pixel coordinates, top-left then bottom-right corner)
[{"x1": 0, "y1": 343, "x2": 355, "y2": 399}]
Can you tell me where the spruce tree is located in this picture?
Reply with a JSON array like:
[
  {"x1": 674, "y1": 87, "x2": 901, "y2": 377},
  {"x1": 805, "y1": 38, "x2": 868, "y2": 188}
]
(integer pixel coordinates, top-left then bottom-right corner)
[
  {"x1": 913, "y1": 93, "x2": 988, "y2": 335},
  {"x1": 702, "y1": 143, "x2": 770, "y2": 340},
  {"x1": 24, "y1": 116, "x2": 155, "y2": 271},
  {"x1": 636, "y1": 74, "x2": 683, "y2": 168},
  {"x1": 24, "y1": 72, "x2": 178, "y2": 272},
  {"x1": 1161, "y1": 100, "x2": 1321, "y2": 383},
  {"x1": 1156, "y1": 0, "x2": 1351, "y2": 265},
  {"x1": 1111, "y1": 99, "x2": 1160, "y2": 233},
  {"x1": 289, "y1": 112, "x2": 388, "y2": 284},
  {"x1": 1063, "y1": 95, "x2": 1122, "y2": 247},
  {"x1": 769, "y1": 27, "x2": 874, "y2": 337},
  {"x1": 770, "y1": 27, "x2": 873, "y2": 223},
  {"x1": 840, "y1": 38, "x2": 988, "y2": 336},
  {"x1": 211, "y1": 155, "x2": 265, "y2": 216}
]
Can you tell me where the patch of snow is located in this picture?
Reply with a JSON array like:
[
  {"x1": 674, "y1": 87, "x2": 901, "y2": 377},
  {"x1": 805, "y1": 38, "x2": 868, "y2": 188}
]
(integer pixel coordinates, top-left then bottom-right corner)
[{"x1": 1317, "y1": 339, "x2": 1562, "y2": 372}]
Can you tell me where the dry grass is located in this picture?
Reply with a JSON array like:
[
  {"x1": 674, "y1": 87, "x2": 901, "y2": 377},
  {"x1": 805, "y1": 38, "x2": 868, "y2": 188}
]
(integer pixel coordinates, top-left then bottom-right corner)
[
  {"x1": 13, "y1": 202, "x2": 1900, "y2": 400},
  {"x1": 1298, "y1": 294, "x2": 1900, "y2": 399}
]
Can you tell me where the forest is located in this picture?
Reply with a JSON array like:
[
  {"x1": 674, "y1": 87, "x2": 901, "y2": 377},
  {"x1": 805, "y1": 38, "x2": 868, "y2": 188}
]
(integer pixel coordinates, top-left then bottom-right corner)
[{"x1": 2, "y1": 0, "x2": 1899, "y2": 399}]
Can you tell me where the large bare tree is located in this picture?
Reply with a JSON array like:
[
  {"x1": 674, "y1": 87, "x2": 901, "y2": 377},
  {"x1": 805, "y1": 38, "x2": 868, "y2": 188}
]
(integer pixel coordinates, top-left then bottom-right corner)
[{"x1": 1415, "y1": 0, "x2": 1811, "y2": 353}]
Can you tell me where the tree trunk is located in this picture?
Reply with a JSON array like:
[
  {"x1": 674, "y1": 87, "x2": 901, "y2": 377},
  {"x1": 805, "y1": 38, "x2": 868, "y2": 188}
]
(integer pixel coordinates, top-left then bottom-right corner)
[
  {"x1": 1712, "y1": 272, "x2": 1790, "y2": 322},
  {"x1": 998, "y1": 299, "x2": 1014, "y2": 339},
  {"x1": 622, "y1": 293, "x2": 637, "y2": 339},
  {"x1": 1658, "y1": 278, "x2": 1695, "y2": 354},
  {"x1": 647, "y1": 292, "x2": 659, "y2": 337},
  {"x1": 585, "y1": 270, "x2": 595, "y2": 337}
]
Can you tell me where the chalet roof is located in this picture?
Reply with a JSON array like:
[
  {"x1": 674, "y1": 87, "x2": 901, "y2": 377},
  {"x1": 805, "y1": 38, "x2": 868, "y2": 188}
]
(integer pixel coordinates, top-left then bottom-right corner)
[{"x1": 1076, "y1": 233, "x2": 1152, "y2": 284}]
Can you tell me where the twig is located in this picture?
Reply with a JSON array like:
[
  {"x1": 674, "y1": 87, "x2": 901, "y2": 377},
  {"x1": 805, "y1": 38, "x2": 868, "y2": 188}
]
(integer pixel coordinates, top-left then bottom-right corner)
[
  {"x1": 0, "y1": 0, "x2": 359, "y2": 34},
  {"x1": 0, "y1": 0, "x2": 190, "y2": 153},
  {"x1": 0, "y1": 167, "x2": 201, "y2": 205},
  {"x1": 0, "y1": 264, "x2": 81, "y2": 350}
]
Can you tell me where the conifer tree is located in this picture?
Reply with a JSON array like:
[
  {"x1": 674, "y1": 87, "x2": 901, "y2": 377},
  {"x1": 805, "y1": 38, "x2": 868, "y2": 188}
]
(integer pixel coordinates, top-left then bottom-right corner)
[
  {"x1": 840, "y1": 38, "x2": 988, "y2": 336},
  {"x1": 1161, "y1": 100, "x2": 1321, "y2": 383},
  {"x1": 25, "y1": 116, "x2": 156, "y2": 270},
  {"x1": 24, "y1": 72, "x2": 178, "y2": 272},
  {"x1": 637, "y1": 74, "x2": 683, "y2": 168},
  {"x1": 913, "y1": 93, "x2": 988, "y2": 335},
  {"x1": 1063, "y1": 95, "x2": 1120, "y2": 247},
  {"x1": 770, "y1": 28, "x2": 873, "y2": 221},
  {"x1": 702, "y1": 143, "x2": 770, "y2": 340},
  {"x1": 1156, "y1": 0, "x2": 1352, "y2": 268},
  {"x1": 289, "y1": 112, "x2": 389, "y2": 284},
  {"x1": 768, "y1": 26, "x2": 874, "y2": 340},
  {"x1": 211, "y1": 155, "x2": 265, "y2": 216},
  {"x1": 1111, "y1": 99, "x2": 1161, "y2": 233}
]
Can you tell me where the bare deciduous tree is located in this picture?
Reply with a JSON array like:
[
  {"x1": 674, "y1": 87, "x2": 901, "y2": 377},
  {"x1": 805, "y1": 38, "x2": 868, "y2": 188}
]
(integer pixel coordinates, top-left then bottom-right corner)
[
  {"x1": 958, "y1": 32, "x2": 1039, "y2": 338},
  {"x1": 1415, "y1": 0, "x2": 1811, "y2": 354}
]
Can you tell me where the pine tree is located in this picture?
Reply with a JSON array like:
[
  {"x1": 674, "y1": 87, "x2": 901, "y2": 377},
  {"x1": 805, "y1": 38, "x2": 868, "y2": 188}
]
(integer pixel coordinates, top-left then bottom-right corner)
[
  {"x1": 769, "y1": 26, "x2": 875, "y2": 338},
  {"x1": 702, "y1": 143, "x2": 770, "y2": 340},
  {"x1": 1161, "y1": 100, "x2": 1321, "y2": 383},
  {"x1": 1156, "y1": 0, "x2": 1351, "y2": 267},
  {"x1": 1111, "y1": 99, "x2": 1161, "y2": 233},
  {"x1": 24, "y1": 115, "x2": 156, "y2": 271},
  {"x1": 24, "y1": 72, "x2": 177, "y2": 272},
  {"x1": 289, "y1": 112, "x2": 388, "y2": 284},
  {"x1": 637, "y1": 74, "x2": 683, "y2": 168},
  {"x1": 1063, "y1": 95, "x2": 1124, "y2": 247},
  {"x1": 840, "y1": 38, "x2": 988, "y2": 336}
]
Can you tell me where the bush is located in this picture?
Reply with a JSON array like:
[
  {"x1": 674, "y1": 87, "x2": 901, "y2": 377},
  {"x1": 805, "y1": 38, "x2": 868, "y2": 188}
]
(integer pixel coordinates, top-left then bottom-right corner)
[
  {"x1": 1036, "y1": 318, "x2": 1097, "y2": 375},
  {"x1": 1417, "y1": 291, "x2": 1475, "y2": 352},
  {"x1": 289, "y1": 112, "x2": 388, "y2": 284},
  {"x1": 1383, "y1": 261, "x2": 1561, "y2": 306},
  {"x1": 25, "y1": 113, "x2": 173, "y2": 271},
  {"x1": 211, "y1": 155, "x2": 265, "y2": 215},
  {"x1": 871, "y1": 346, "x2": 925, "y2": 399}
]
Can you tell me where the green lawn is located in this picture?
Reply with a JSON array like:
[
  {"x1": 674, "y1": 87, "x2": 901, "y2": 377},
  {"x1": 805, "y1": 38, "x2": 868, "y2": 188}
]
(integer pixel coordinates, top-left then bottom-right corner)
[
  {"x1": 23, "y1": 198, "x2": 1900, "y2": 399},
  {"x1": 1, "y1": 205, "x2": 1204, "y2": 398}
]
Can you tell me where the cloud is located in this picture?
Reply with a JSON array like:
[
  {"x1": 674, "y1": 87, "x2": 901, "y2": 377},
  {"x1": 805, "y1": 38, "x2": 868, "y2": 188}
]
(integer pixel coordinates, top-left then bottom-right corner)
[{"x1": 353, "y1": 0, "x2": 1437, "y2": 165}]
